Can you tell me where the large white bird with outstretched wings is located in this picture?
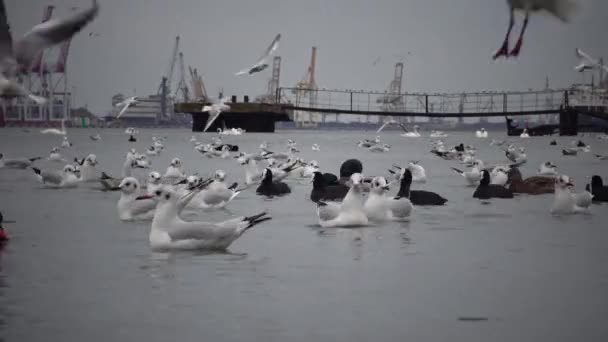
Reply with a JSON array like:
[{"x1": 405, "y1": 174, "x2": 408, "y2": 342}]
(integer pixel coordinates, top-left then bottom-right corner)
[
  {"x1": 235, "y1": 33, "x2": 281, "y2": 76},
  {"x1": 0, "y1": 0, "x2": 99, "y2": 104},
  {"x1": 574, "y1": 48, "x2": 608, "y2": 73}
]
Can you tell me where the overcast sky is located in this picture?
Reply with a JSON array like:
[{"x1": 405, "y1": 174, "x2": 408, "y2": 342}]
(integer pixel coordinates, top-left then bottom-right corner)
[{"x1": 5, "y1": 0, "x2": 608, "y2": 114}]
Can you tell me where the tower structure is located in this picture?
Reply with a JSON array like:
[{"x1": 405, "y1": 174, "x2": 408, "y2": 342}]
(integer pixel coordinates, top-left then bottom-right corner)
[
  {"x1": 377, "y1": 62, "x2": 406, "y2": 123},
  {"x1": 293, "y1": 47, "x2": 319, "y2": 125},
  {"x1": 255, "y1": 56, "x2": 281, "y2": 103}
]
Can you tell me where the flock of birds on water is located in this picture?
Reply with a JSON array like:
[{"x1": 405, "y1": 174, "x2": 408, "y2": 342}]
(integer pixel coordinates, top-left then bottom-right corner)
[
  {"x1": 2, "y1": 123, "x2": 608, "y2": 250},
  {"x1": 1, "y1": 0, "x2": 608, "y2": 248}
]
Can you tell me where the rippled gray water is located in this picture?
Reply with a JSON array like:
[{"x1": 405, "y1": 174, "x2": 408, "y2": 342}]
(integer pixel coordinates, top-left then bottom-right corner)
[{"x1": 1, "y1": 128, "x2": 608, "y2": 342}]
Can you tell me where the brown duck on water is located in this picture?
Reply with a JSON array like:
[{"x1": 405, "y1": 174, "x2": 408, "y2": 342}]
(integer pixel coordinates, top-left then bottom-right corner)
[{"x1": 507, "y1": 167, "x2": 554, "y2": 195}]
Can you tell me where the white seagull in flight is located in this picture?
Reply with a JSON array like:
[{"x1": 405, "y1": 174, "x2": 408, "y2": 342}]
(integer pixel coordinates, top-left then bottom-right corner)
[
  {"x1": 493, "y1": 0, "x2": 578, "y2": 59},
  {"x1": 0, "y1": 0, "x2": 99, "y2": 104},
  {"x1": 115, "y1": 96, "x2": 139, "y2": 119},
  {"x1": 235, "y1": 33, "x2": 281, "y2": 76},
  {"x1": 574, "y1": 48, "x2": 608, "y2": 73},
  {"x1": 202, "y1": 97, "x2": 231, "y2": 132}
]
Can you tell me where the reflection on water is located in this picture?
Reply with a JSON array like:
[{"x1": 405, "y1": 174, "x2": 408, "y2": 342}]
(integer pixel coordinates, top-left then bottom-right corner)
[{"x1": 1, "y1": 129, "x2": 608, "y2": 341}]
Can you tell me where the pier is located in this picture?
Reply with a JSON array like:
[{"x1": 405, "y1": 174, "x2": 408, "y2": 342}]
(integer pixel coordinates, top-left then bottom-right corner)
[{"x1": 174, "y1": 87, "x2": 608, "y2": 135}]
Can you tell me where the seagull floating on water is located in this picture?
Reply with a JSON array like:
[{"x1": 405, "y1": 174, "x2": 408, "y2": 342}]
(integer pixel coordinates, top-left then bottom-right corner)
[
  {"x1": 117, "y1": 177, "x2": 156, "y2": 221},
  {"x1": 316, "y1": 173, "x2": 369, "y2": 228},
  {"x1": 149, "y1": 186, "x2": 270, "y2": 251},
  {"x1": 0, "y1": 153, "x2": 40, "y2": 169},
  {"x1": 40, "y1": 119, "x2": 67, "y2": 135},
  {"x1": 32, "y1": 164, "x2": 80, "y2": 188},
  {"x1": 364, "y1": 176, "x2": 412, "y2": 222}
]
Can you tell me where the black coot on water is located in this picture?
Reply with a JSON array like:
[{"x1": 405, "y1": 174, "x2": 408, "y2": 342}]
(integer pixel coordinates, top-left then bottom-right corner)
[
  {"x1": 256, "y1": 169, "x2": 291, "y2": 197},
  {"x1": 397, "y1": 169, "x2": 448, "y2": 206},
  {"x1": 310, "y1": 172, "x2": 349, "y2": 203},
  {"x1": 473, "y1": 170, "x2": 514, "y2": 199}
]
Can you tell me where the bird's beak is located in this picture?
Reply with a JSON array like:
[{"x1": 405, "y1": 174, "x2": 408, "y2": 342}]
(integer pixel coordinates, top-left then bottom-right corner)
[{"x1": 382, "y1": 186, "x2": 390, "y2": 191}]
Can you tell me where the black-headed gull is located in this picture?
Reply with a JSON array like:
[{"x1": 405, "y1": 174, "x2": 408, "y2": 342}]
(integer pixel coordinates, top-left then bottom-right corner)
[
  {"x1": 202, "y1": 97, "x2": 231, "y2": 132},
  {"x1": 315, "y1": 173, "x2": 369, "y2": 228},
  {"x1": 117, "y1": 177, "x2": 156, "y2": 221},
  {"x1": 364, "y1": 176, "x2": 412, "y2": 222},
  {"x1": 32, "y1": 164, "x2": 80, "y2": 188},
  {"x1": 40, "y1": 119, "x2": 67, "y2": 135},
  {"x1": 0, "y1": 153, "x2": 40, "y2": 169},
  {"x1": 0, "y1": 0, "x2": 99, "y2": 103},
  {"x1": 149, "y1": 186, "x2": 270, "y2": 251},
  {"x1": 574, "y1": 48, "x2": 608, "y2": 73},
  {"x1": 551, "y1": 175, "x2": 588, "y2": 215},
  {"x1": 493, "y1": 0, "x2": 577, "y2": 59},
  {"x1": 538, "y1": 161, "x2": 557, "y2": 176},
  {"x1": 235, "y1": 33, "x2": 281, "y2": 76},
  {"x1": 115, "y1": 96, "x2": 138, "y2": 119}
]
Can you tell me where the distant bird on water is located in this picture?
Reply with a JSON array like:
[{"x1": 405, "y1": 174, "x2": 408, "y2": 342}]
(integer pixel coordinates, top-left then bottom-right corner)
[
  {"x1": 0, "y1": 0, "x2": 99, "y2": 103},
  {"x1": 235, "y1": 33, "x2": 281, "y2": 76},
  {"x1": 493, "y1": 0, "x2": 578, "y2": 59}
]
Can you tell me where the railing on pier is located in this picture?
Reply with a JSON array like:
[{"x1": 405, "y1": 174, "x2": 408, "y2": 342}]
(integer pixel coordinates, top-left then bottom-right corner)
[{"x1": 277, "y1": 87, "x2": 573, "y2": 117}]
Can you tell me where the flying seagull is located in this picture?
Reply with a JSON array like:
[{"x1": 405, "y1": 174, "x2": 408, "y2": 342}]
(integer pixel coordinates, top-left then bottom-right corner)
[
  {"x1": 202, "y1": 97, "x2": 231, "y2": 132},
  {"x1": 235, "y1": 33, "x2": 281, "y2": 76},
  {"x1": 0, "y1": 0, "x2": 99, "y2": 104},
  {"x1": 574, "y1": 48, "x2": 608, "y2": 73},
  {"x1": 115, "y1": 96, "x2": 139, "y2": 119},
  {"x1": 376, "y1": 119, "x2": 409, "y2": 134},
  {"x1": 493, "y1": 0, "x2": 577, "y2": 59}
]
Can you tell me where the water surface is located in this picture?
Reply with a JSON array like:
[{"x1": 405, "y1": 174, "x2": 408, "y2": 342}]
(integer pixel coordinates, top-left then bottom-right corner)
[{"x1": 1, "y1": 128, "x2": 607, "y2": 342}]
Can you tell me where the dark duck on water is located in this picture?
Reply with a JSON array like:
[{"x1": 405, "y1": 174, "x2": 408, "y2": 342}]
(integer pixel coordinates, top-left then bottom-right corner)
[
  {"x1": 396, "y1": 169, "x2": 447, "y2": 206},
  {"x1": 474, "y1": 170, "x2": 514, "y2": 199},
  {"x1": 507, "y1": 167, "x2": 554, "y2": 195},
  {"x1": 310, "y1": 172, "x2": 349, "y2": 203},
  {"x1": 590, "y1": 175, "x2": 608, "y2": 202},
  {"x1": 256, "y1": 168, "x2": 291, "y2": 197}
]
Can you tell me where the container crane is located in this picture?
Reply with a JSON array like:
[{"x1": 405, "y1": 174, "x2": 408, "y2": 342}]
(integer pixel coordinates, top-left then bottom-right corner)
[
  {"x1": 157, "y1": 36, "x2": 180, "y2": 96},
  {"x1": 293, "y1": 47, "x2": 319, "y2": 125},
  {"x1": 255, "y1": 56, "x2": 281, "y2": 103},
  {"x1": 174, "y1": 52, "x2": 190, "y2": 102},
  {"x1": 189, "y1": 66, "x2": 207, "y2": 101}
]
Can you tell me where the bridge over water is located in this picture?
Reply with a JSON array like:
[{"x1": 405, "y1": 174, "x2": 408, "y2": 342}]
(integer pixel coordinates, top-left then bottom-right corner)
[
  {"x1": 176, "y1": 87, "x2": 608, "y2": 135},
  {"x1": 276, "y1": 87, "x2": 608, "y2": 134}
]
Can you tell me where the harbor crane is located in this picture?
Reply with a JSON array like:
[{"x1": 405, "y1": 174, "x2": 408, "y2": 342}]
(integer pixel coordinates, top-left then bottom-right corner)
[
  {"x1": 174, "y1": 52, "x2": 190, "y2": 102},
  {"x1": 157, "y1": 36, "x2": 180, "y2": 96}
]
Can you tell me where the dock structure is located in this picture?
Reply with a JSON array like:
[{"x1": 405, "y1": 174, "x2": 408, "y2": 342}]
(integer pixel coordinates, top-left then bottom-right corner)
[
  {"x1": 175, "y1": 97, "x2": 292, "y2": 133},
  {"x1": 173, "y1": 87, "x2": 608, "y2": 135}
]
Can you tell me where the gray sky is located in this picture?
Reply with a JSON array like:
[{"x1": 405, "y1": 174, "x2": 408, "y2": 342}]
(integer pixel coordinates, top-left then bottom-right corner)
[{"x1": 5, "y1": 0, "x2": 608, "y2": 114}]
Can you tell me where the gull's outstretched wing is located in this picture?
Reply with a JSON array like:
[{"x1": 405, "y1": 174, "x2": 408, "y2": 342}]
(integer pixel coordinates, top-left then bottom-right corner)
[
  {"x1": 574, "y1": 62, "x2": 592, "y2": 72},
  {"x1": 203, "y1": 109, "x2": 222, "y2": 132},
  {"x1": 235, "y1": 67, "x2": 250, "y2": 76},
  {"x1": 376, "y1": 121, "x2": 390, "y2": 133},
  {"x1": 255, "y1": 33, "x2": 281, "y2": 65},
  {"x1": 116, "y1": 102, "x2": 131, "y2": 119},
  {"x1": 14, "y1": 0, "x2": 99, "y2": 69},
  {"x1": 576, "y1": 48, "x2": 597, "y2": 65}
]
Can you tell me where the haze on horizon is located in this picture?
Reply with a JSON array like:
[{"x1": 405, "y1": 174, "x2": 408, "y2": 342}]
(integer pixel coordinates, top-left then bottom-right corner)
[{"x1": 4, "y1": 0, "x2": 608, "y2": 115}]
